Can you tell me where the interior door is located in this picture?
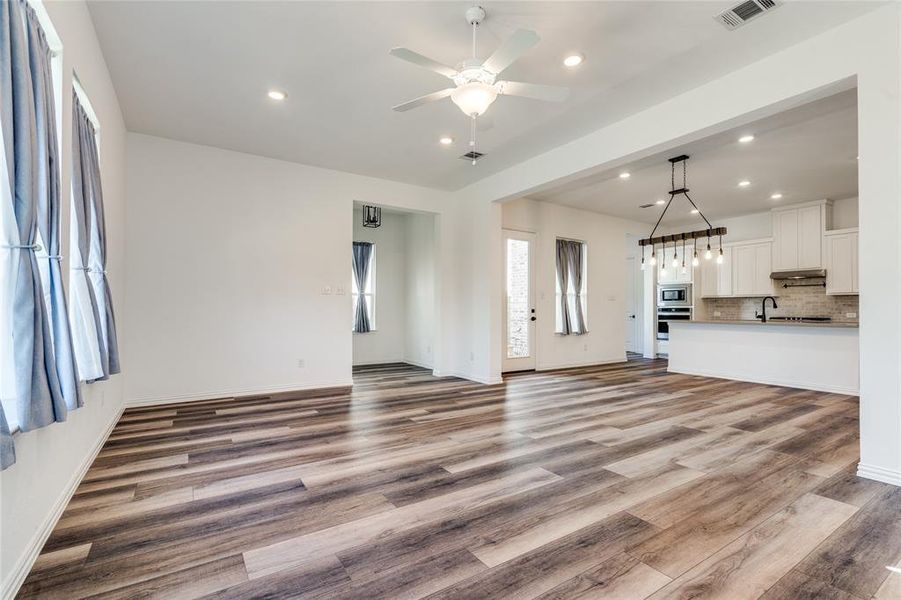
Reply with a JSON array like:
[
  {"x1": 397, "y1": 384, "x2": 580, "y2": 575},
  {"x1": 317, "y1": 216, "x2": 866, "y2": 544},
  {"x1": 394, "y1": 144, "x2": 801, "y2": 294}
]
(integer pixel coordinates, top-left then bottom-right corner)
[
  {"x1": 503, "y1": 230, "x2": 537, "y2": 372},
  {"x1": 625, "y1": 256, "x2": 642, "y2": 354}
]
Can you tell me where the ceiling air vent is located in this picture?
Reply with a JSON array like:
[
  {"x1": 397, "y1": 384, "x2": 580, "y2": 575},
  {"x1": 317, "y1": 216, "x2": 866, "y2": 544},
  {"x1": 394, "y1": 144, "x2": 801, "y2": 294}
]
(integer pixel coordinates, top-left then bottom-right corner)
[
  {"x1": 715, "y1": 0, "x2": 780, "y2": 30},
  {"x1": 460, "y1": 151, "x2": 484, "y2": 161}
]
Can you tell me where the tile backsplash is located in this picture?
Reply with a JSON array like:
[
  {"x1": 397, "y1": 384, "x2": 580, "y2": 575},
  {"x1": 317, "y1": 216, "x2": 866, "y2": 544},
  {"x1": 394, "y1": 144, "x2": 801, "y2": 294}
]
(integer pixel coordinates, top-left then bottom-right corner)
[{"x1": 703, "y1": 280, "x2": 859, "y2": 322}]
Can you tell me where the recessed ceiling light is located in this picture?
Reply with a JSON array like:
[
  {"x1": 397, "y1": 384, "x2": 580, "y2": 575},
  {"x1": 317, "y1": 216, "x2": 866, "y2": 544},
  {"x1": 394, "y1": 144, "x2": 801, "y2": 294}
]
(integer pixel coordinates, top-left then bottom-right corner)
[
  {"x1": 267, "y1": 90, "x2": 286, "y2": 101},
  {"x1": 655, "y1": 199, "x2": 666, "y2": 205},
  {"x1": 690, "y1": 208, "x2": 699, "y2": 214},
  {"x1": 738, "y1": 134, "x2": 755, "y2": 143},
  {"x1": 439, "y1": 136, "x2": 454, "y2": 145},
  {"x1": 619, "y1": 172, "x2": 631, "y2": 179},
  {"x1": 771, "y1": 192, "x2": 783, "y2": 200},
  {"x1": 563, "y1": 53, "x2": 584, "y2": 68},
  {"x1": 738, "y1": 180, "x2": 751, "y2": 187}
]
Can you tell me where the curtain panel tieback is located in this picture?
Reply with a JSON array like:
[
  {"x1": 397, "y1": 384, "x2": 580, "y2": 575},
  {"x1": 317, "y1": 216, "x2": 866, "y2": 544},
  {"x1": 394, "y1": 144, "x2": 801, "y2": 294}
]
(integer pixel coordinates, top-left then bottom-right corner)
[{"x1": 2, "y1": 243, "x2": 43, "y2": 251}]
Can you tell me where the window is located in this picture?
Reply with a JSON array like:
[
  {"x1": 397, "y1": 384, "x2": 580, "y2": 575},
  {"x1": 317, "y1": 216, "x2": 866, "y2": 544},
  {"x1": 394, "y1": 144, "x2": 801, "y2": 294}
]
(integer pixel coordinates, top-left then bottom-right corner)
[
  {"x1": 69, "y1": 78, "x2": 120, "y2": 382},
  {"x1": 555, "y1": 239, "x2": 588, "y2": 335},
  {"x1": 352, "y1": 242, "x2": 375, "y2": 332}
]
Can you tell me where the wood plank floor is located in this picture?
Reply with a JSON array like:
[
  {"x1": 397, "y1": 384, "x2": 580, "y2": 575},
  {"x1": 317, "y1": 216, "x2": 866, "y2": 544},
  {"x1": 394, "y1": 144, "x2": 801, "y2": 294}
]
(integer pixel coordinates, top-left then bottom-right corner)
[{"x1": 17, "y1": 358, "x2": 900, "y2": 599}]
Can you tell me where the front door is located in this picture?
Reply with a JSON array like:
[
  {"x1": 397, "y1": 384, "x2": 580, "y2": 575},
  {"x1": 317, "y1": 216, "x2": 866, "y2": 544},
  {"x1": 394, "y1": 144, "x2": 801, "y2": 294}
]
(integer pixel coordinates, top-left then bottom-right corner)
[
  {"x1": 503, "y1": 230, "x2": 537, "y2": 372},
  {"x1": 625, "y1": 256, "x2": 642, "y2": 354}
]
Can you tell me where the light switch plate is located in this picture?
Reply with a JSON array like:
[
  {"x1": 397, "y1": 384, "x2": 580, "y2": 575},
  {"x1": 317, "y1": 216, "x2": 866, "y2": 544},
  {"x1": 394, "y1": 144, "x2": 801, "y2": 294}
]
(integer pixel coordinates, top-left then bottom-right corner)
[
  {"x1": 321, "y1": 286, "x2": 332, "y2": 295},
  {"x1": 846, "y1": 312, "x2": 857, "y2": 318}
]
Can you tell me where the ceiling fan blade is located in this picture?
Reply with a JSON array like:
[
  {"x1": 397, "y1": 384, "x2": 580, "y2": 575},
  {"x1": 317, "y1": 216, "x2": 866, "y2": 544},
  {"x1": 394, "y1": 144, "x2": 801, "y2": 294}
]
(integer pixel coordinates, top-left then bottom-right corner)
[
  {"x1": 389, "y1": 48, "x2": 458, "y2": 78},
  {"x1": 392, "y1": 88, "x2": 454, "y2": 112},
  {"x1": 497, "y1": 81, "x2": 569, "y2": 103},
  {"x1": 482, "y1": 29, "x2": 540, "y2": 75}
]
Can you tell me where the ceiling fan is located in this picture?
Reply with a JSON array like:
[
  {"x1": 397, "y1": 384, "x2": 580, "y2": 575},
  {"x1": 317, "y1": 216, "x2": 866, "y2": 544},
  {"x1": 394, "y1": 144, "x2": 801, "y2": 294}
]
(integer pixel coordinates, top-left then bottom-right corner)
[{"x1": 390, "y1": 6, "x2": 569, "y2": 162}]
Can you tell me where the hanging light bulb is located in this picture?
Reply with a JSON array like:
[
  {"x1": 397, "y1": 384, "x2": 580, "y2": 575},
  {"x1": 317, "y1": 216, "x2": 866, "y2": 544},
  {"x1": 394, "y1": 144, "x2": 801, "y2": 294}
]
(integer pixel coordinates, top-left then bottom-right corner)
[
  {"x1": 671, "y1": 242, "x2": 679, "y2": 268},
  {"x1": 640, "y1": 246, "x2": 646, "y2": 270},
  {"x1": 649, "y1": 247, "x2": 657, "y2": 266},
  {"x1": 716, "y1": 235, "x2": 724, "y2": 264},
  {"x1": 692, "y1": 245, "x2": 700, "y2": 267},
  {"x1": 705, "y1": 236, "x2": 712, "y2": 260}
]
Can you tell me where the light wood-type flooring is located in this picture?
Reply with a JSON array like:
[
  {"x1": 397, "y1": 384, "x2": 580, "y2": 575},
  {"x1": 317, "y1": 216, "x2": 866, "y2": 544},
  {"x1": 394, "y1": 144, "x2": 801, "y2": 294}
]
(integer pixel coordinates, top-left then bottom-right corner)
[{"x1": 17, "y1": 359, "x2": 901, "y2": 599}]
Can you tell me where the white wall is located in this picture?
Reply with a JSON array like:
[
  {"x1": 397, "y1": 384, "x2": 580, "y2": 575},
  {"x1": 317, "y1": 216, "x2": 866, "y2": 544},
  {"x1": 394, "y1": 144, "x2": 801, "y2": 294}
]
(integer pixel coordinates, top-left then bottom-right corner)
[
  {"x1": 352, "y1": 208, "x2": 406, "y2": 366},
  {"x1": 0, "y1": 1, "x2": 128, "y2": 596},
  {"x1": 404, "y1": 213, "x2": 437, "y2": 369},
  {"x1": 832, "y1": 196, "x2": 859, "y2": 229},
  {"x1": 502, "y1": 198, "x2": 645, "y2": 370},
  {"x1": 456, "y1": 6, "x2": 901, "y2": 486},
  {"x1": 125, "y1": 134, "x2": 454, "y2": 403}
]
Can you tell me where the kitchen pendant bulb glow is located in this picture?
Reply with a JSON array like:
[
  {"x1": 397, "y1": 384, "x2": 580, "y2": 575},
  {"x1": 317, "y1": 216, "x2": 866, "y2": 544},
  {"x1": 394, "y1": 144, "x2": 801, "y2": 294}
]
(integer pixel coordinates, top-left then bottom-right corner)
[
  {"x1": 649, "y1": 253, "x2": 657, "y2": 266},
  {"x1": 681, "y1": 264, "x2": 687, "y2": 274},
  {"x1": 716, "y1": 248, "x2": 724, "y2": 264},
  {"x1": 692, "y1": 256, "x2": 699, "y2": 267},
  {"x1": 640, "y1": 259, "x2": 646, "y2": 271},
  {"x1": 671, "y1": 256, "x2": 678, "y2": 268},
  {"x1": 705, "y1": 242, "x2": 712, "y2": 260},
  {"x1": 660, "y1": 264, "x2": 667, "y2": 274}
]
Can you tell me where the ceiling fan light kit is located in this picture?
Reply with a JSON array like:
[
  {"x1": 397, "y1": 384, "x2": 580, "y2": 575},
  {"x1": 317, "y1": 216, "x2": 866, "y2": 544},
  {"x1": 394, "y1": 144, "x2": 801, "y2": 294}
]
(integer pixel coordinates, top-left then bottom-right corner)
[{"x1": 390, "y1": 6, "x2": 569, "y2": 165}]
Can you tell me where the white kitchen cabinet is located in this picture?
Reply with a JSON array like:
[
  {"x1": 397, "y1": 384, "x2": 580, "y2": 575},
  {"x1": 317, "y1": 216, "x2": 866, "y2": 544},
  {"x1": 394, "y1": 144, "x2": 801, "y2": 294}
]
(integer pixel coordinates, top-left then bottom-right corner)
[
  {"x1": 656, "y1": 248, "x2": 693, "y2": 284},
  {"x1": 732, "y1": 241, "x2": 773, "y2": 297},
  {"x1": 771, "y1": 201, "x2": 831, "y2": 271},
  {"x1": 824, "y1": 229, "x2": 859, "y2": 295},
  {"x1": 699, "y1": 246, "x2": 732, "y2": 297}
]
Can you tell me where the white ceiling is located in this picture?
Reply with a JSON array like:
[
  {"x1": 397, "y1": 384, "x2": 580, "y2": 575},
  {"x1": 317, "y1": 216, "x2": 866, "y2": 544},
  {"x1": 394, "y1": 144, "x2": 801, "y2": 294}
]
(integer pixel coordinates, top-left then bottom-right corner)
[
  {"x1": 86, "y1": 1, "x2": 881, "y2": 190},
  {"x1": 529, "y1": 89, "x2": 858, "y2": 224}
]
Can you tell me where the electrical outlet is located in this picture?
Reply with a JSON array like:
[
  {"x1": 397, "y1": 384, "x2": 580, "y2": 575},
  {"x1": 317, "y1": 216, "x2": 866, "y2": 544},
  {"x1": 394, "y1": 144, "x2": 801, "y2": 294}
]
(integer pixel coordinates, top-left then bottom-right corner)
[
  {"x1": 713, "y1": 311, "x2": 722, "y2": 317},
  {"x1": 846, "y1": 312, "x2": 857, "y2": 319},
  {"x1": 321, "y1": 286, "x2": 332, "y2": 295},
  {"x1": 297, "y1": 359, "x2": 305, "y2": 368},
  {"x1": 335, "y1": 286, "x2": 346, "y2": 295}
]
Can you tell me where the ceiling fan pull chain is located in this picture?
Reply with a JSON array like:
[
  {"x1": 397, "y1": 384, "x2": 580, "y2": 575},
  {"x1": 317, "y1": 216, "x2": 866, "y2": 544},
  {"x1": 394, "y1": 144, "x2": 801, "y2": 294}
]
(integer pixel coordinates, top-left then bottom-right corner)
[{"x1": 470, "y1": 115, "x2": 477, "y2": 165}]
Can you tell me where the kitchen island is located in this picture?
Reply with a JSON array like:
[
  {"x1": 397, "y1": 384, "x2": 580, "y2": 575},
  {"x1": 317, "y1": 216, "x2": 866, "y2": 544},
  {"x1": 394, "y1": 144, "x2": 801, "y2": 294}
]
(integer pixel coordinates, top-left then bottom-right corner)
[{"x1": 667, "y1": 320, "x2": 859, "y2": 394}]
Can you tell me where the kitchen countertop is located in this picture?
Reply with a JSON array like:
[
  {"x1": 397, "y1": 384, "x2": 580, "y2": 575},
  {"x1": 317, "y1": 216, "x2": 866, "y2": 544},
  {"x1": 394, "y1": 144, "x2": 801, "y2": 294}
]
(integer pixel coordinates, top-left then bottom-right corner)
[{"x1": 674, "y1": 319, "x2": 859, "y2": 329}]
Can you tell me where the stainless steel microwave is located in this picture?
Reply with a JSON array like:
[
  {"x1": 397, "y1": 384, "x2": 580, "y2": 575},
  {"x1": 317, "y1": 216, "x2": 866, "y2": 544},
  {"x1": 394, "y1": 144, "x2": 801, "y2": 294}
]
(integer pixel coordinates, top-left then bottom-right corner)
[{"x1": 658, "y1": 284, "x2": 692, "y2": 307}]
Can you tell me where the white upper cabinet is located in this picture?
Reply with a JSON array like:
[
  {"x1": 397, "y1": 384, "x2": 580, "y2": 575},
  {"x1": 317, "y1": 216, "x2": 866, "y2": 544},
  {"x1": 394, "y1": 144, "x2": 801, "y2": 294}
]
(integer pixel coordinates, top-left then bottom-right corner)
[
  {"x1": 732, "y1": 241, "x2": 773, "y2": 297},
  {"x1": 656, "y1": 246, "x2": 693, "y2": 284},
  {"x1": 771, "y1": 201, "x2": 831, "y2": 271},
  {"x1": 824, "y1": 229, "x2": 859, "y2": 295},
  {"x1": 699, "y1": 246, "x2": 733, "y2": 298}
]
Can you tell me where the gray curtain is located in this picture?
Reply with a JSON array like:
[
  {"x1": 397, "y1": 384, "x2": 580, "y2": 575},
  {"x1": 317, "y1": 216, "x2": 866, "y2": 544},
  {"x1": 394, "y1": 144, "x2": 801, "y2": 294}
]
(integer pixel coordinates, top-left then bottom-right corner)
[
  {"x1": 0, "y1": 0, "x2": 68, "y2": 470},
  {"x1": 72, "y1": 92, "x2": 120, "y2": 380},
  {"x1": 555, "y1": 239, "x2": 572, "y2": 335},
  {"x1": 352, "y1": 242, "x2": 372, "y2": 333},
  {"x1": 556, "y1": 239, "x2": 587, "y2": 336},
  {"x1": 28, "y1": 8, "x2": 82, "y2": 411},
  {"x1": 567, "y1": 241, "x2": 587, "y2": 334}
]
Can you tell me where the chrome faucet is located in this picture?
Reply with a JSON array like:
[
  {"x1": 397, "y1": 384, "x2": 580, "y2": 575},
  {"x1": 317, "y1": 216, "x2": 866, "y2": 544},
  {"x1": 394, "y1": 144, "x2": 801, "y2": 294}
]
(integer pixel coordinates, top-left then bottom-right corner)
[{"x1": 756, "y1": 296, "x2": 778, "y2": 323}]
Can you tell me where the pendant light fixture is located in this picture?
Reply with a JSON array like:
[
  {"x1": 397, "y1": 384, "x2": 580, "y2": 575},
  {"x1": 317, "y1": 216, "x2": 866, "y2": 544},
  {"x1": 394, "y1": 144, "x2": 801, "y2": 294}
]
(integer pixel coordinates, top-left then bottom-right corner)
[
  {"x1": 362, "y1": 205, "x2": 382, "y2": 228},
  {"x1": 638, "y1": 155, "x2": 727, "y2": 269}
]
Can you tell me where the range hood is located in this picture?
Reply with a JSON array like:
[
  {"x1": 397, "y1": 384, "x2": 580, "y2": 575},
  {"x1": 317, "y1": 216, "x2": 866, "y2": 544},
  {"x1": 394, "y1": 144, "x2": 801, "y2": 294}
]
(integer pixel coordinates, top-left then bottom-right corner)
[{"x1": 770, "y1": 269, "x2": 827, "y2": 280}]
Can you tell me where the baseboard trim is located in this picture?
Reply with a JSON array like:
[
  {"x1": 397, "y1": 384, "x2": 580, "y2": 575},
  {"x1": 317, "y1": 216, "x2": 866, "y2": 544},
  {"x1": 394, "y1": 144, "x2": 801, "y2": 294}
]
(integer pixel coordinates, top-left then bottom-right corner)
[
  {"x1": 432, "y1": 370, "x2": 503, "y2": 385},
  {"x1": 126, "y1": 380, "x2": 354, "y2": 407},
  {"x1": 666, "y1": 365, "x2": 859, "y2": 396},
  {"x1": 2, "y1": 404, "x2": 124, "y2": 599},
  {"x1": 401, "y1": 357, "x2": 434, "y2": 370},
  {"x1": 857, "y1": 462, "x2": 901, "y2": 486}
]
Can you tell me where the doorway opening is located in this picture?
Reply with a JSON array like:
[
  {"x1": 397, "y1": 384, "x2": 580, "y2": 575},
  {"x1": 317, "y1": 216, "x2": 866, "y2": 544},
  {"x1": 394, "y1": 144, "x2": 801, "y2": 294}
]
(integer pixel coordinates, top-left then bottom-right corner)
[{"x1": 351, "y1": 203, "x2": 437, "y2": 372}]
